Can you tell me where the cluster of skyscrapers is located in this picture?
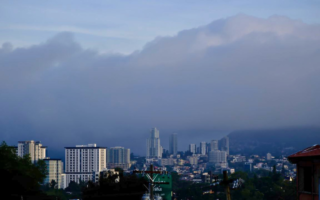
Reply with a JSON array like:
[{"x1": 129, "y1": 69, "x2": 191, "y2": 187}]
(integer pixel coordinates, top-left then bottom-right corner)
[
  {"x1": 189, "y1": 137, "x2": 229, "y2": 167},
  {"x1": 146, "y1": 128, "x2": 178, "y2": 160}
]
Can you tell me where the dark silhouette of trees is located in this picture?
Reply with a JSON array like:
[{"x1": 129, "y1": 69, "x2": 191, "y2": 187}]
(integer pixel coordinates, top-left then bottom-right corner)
[{"x1": 0, "y1": 141, "x2": 57, "y2": 199}]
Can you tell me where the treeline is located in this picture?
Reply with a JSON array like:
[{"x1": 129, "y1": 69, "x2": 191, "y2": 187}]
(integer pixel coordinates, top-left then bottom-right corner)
[{"x1": 172, "y1": 169, "x2": 296, "y2": 200}]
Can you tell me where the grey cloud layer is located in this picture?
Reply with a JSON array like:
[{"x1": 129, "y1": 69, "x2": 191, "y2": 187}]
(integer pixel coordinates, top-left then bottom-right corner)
[{"x1": 1, "y1": 15, "x2": 320, "y2": 154}]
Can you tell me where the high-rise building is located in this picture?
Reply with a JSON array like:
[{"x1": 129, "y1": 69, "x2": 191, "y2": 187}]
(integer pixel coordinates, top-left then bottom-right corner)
[
  {"x1": 210, "y1": 140, "x2": 218, "y2": 151},
  {"x1": 206, "y1": 143, "x2": 211, "y2": 154},
  {"x1": 220, "y1": 136, "x2": 229, "y2": 155},
  {"x1": 209, "y1": 150, "x2": 227, "y2": 163},
  {"x1": 146, "y1": 128, "x2": 162, "y2": 159},
  {"x1": 200, "y1": 142, "x2": 206, "y2": 155},
  {"x1": 169, "y1": 133, "x2": 178, "y2": 156},
  {"x1": 189, "y1": 144, "x2": 196, "y2": 154},
  {"x1": 17, "y1": 140, "x2": 47, "y2": 163},
  {"x1": 43, "y1": 158, "x2": 65, "y2": 189},
  {"x1": 106, "y1": 146, "x2": 130, "y2": 170},
  {"x1": 65, "y1": 144, "x2": 106, "y2": 186}
]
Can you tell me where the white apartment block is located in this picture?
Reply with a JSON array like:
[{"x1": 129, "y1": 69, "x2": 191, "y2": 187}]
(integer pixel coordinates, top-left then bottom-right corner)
[
  {"x1": 18, "y1": 140, "x2": 47, "y2": 163},
  {"x1": 65, "y1": 144, "x2": 106, "y2": 187},
  {"x1": 43, "y1": 159, "x2": 65, "y2": 189}
]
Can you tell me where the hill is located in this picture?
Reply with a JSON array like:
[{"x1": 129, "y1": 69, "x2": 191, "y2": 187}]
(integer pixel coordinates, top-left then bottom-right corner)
[{"x1": 228, "y1": 127, "x2": 320, "y2": 157}]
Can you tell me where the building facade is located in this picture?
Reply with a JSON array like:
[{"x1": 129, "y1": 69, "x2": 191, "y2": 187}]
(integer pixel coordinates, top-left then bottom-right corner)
[
  {"x1": 17, "y1": 140, "x2": 47, "y2": 163},
  {"x1": 169, "y1": 133, "x2": 178, "y2": 156},
  {"x1": 146, "y1": 128, "x2": 162, "y2": 159},
  {"x1": 189, "y1": 144, "x2": 196, "y2": 154},
  {"x1": 200, "y1": 142, "x2": 206, "y2": 155},
  {"x1": 43, "y1": 159, "x2": 65, "y2": 189},
  {"x1": 106, "y1": 146, "x2": 130, "y2": 170},
  {"x1": 210, "y1": 140, "x2": 219, "y2": 151},
  {"x1": 65, "y1": 144, "x2": 106, "y2": 186},
  {"x1": 219, "y1": 136, "x2": 229, "y2": 155},
  {"x1": 209, "y1": 150, "x2": 227, "y2": 163}
]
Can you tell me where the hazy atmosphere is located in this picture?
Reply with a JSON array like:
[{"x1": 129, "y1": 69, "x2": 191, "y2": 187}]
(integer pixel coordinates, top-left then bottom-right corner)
[{"x1": 1, "y1": 0, "x2": 320, "y2": 157}]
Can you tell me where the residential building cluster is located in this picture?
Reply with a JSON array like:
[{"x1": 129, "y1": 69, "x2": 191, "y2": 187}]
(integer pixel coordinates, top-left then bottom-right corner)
[{"x1": 15, "y1": 140, "x2": 131, "y2": 189}]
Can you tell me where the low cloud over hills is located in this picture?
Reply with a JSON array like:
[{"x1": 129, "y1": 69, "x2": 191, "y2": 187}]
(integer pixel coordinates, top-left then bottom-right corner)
[{"x1": 1, "y1": 14, "x2": 320, "y2": 156}]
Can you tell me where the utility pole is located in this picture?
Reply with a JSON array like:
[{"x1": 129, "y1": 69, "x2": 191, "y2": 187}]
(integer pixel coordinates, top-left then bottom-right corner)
[
  {"x1": 223, "y1": 170, "x2": 231, "y2": 200},
  {"x1": 133, "y1": 164, "x2": 169, "y2": 200}
]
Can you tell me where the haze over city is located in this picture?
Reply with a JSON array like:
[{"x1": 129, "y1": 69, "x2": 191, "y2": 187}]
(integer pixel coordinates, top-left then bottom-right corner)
[{"x1": 1, "y1": 0, "x2": 320, "y2": 158}]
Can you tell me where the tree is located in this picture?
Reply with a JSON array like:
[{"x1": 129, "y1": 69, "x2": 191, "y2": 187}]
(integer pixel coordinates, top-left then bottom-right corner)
[
  {"x1": 50, "y1": 179, "x2": 57, "y2": 189},
  {"x1": 0, "y1": 141, "x2": 47, "y2": 196}
]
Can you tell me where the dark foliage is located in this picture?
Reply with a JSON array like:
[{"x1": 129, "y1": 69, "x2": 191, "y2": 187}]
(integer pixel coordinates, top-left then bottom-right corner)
[
  {"x1": 82, "y1": 170, "x2": 148, "y2": 200},
  {"x1": 0, "y1": 141, "x2": 58, "y2": 199}
]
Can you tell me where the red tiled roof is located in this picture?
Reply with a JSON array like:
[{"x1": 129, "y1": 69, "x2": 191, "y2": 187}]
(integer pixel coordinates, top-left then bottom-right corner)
[{"x1": 288, "y1": 144, "x2": 320, "y2": 158}]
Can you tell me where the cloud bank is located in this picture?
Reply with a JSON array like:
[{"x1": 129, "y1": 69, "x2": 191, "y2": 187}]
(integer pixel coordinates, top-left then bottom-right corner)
[{"x1": 1, "y1": 15, "x2": 320, "y2": 155}]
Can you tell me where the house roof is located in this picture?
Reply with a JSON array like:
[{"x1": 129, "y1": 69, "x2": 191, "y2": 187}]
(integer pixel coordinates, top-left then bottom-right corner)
[{"x1": 288, "y1": 144, "x2": 320, "y2": 159}]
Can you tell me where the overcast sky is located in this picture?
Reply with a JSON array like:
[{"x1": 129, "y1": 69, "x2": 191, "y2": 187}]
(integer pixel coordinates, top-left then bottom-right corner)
[{"x1": 1, "y1": 1, "x2": 320, "y2": 156}]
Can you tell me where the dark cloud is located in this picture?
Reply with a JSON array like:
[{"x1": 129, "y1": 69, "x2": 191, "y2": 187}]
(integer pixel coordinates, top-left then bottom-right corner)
[{"x1": 1, "y1": 15, "x2": 320, "y2": 156}]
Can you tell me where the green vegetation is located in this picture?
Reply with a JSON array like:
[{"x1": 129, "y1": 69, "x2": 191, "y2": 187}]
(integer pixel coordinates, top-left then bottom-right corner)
[
  {"x1": 172, "y1": 170, "x2": 296, "y2": 200},
  {"x1": 0, "y1": 141, "x2": 47, "y2": 197}
]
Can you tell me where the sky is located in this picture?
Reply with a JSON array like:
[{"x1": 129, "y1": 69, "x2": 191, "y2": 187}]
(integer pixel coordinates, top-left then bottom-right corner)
[{"x1": 1, "y1": 0, "x2": 320, "y2": 157}]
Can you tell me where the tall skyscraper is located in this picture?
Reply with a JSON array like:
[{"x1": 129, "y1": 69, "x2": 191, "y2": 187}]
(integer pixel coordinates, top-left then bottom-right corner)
[
  {"x1": 43, "y1": 158, "x2": 65, "y2": 189},
  {"x1": 210, "y1": 140, "x2": 218, "y2": 151},
  {"x1": 17, "y1": 140, "x2": 47, "y2": 163},
  {"x1": 169, "y1": 133, "x2": 178, "y2": 156},
  {"x1": 200, "y1": 142, "x2": 206, "y2": 155},
  {"x1": 65, "y1": 144, "x2": 106, "y2": 186},
  {"x1": 220, "y1": 136, "x2": 229, "y2": 155},
  {"x1": 107, "y1": 146, "x2": 130, "y2": 170},
  {"x1": 146, "y1": 128, "x2": 162, "y2": 159},
  {"x1": 189, "y1": 144, "x2": 196, "y2": 154}
]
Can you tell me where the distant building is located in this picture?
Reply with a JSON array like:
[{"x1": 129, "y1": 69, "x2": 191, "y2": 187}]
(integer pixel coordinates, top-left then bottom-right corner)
[
  {"x1": 209, "y1": 150, "x2": 227, "y2": 163},
  {"x1": 43, "y1": 158, "x2": 65, "y2": 189},
  {"x1": 107, "y1": 146, "x2": 130, "y2": 170},
  {"x1": 188, "y1": 155, "x2": 199, "y2": 165},
  {"x1": 158, "y1": 158, "x2": 176, "y2": 166},
  {"x1": 244, "y1": 163, "x2": 252, "y2": 172},
  {"x1": 169, "y1": 133, "x2": 178, "y2": 156},
  {"x1": 146, "y1": 128, "x2": 162, "y2": 159},
  {"x1": 266, "y1": 153, "x2": 272, "y2": 160},
  {"x1": 219, "y1": 136, "x2": 229, "y2": 155},
  {"x1": 65, "y1": 144, "x2": 106, "y2": 186},
  {"x1": 210, "y1": 140, "x2": 218, "y2": 151},
  {"x1": 17, "y1": 140, "x2": 47, "y2": 163},
  {"x1": 200, "y1": 142, "x2": 206, "y2": 155},
  {"x1": 189, "y1": 144, "x2": 196, "y2": 154}
]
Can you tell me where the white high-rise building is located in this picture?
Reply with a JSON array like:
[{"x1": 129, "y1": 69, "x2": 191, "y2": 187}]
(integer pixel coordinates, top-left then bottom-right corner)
[
  {"x1": 209, "y1": 150, "x2": 227, "y2": 163},
  {"x1": 65, "y1": 144, "x2": 106, "y2": 186},
  {"x1": 146, "y1": 128, "x2": 162, "y2": 159},
  {"x1": 189, "y1": 144, "x2": 196, "y2": 154},
  {"x1": 200, "y1": 142, "x2": 206, "y2": 155},
  {"x1": 106, "y1": 146, "x2": 130, "y2": 170},
  {"x1": 43, "y1": 159, "x2": 65, "y2": 189},
  {"x1": 17, "y1": 140, "x2": 47, "y2": 163},
  {"x1": 169, "y1": 133, "x2": 178, "y2": 156}
]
